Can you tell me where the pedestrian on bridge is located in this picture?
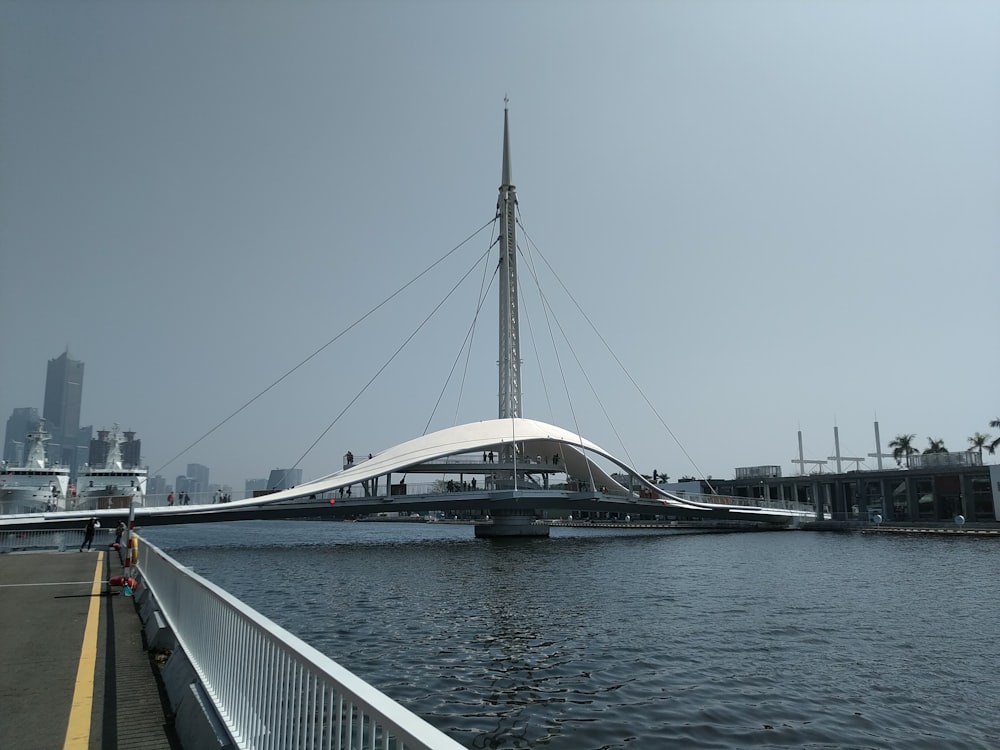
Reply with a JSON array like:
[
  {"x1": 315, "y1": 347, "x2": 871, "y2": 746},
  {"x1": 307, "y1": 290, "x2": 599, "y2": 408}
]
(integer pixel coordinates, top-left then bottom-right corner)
[{"x1": 80, "y1": 518, "x2": 97, "y2": 552}]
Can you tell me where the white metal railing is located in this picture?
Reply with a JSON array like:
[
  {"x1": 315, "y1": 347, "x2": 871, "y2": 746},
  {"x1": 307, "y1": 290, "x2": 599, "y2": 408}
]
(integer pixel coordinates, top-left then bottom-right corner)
[
  {"x1": 909, "y1": 451, "x2": 982, "y2": 469},
  {"x1": 0, "y1": 528, "x2": 113, "y2": 552},
  {"x1": 679, "y1": 492, "x2": 817, "y2": 516},
  {"x1": 135, "y1": 537, "x2": 465, "y2": 750}
]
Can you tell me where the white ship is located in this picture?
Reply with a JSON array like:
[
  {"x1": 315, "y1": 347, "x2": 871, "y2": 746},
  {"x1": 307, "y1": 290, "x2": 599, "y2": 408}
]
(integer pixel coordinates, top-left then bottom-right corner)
[
  {"x1": 0, "y1": 424, "x2": 71, "y2": 514},
  {"x1": 76, "y1": 424, "x2": 147, "y2": 510}
]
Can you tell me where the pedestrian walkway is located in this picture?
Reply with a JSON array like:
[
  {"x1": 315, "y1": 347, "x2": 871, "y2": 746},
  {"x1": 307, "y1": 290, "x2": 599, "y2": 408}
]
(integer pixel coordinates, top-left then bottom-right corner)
[{"x1": 0, "y1": 548, "x2": 177, "y2": 749}]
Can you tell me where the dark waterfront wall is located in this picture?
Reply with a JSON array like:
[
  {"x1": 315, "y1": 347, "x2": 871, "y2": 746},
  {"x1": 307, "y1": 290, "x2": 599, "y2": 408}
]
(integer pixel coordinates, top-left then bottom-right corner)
[
  {"x1": 711, "y1": 462, "x2": 995, "y2": 523},
  {"x1": 143, "y1": 520, "x2": 1000, "y2": 750}
]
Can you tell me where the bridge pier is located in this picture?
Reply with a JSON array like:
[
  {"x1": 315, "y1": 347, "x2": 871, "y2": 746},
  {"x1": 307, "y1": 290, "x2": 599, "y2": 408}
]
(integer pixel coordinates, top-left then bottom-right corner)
[{"x1": 474, "y1": 509, "x2": 549, "y2": 538}]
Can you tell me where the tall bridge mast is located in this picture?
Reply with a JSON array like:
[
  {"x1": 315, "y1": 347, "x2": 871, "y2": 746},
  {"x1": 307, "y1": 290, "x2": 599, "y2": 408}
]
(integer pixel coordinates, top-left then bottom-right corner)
[
  {"x1": 481, "y1": 102, "x2": 550, "y2": 537},
  {"x1": 497, "y1": 102, "x2": 521, "y2": 424}
]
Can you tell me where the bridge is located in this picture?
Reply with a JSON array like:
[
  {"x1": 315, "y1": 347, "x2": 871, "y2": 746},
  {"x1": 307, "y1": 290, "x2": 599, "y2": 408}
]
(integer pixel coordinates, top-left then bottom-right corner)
[
  {"x1": 2, "y1": 107, "x2": 821, "y2": 535},
  {"x1": 0, "y1": 417, "x2": 816, "y2": 533}
]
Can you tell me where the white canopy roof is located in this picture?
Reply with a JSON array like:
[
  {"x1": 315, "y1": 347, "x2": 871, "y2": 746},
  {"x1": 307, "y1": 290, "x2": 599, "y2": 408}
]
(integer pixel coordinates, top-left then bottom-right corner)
[{"x1": 224, "y1": 417, "x2": 666, "y2": 507}]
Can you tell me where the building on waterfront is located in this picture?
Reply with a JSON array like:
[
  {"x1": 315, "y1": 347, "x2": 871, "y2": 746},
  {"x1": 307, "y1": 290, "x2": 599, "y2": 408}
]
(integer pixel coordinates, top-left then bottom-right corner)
[
  {"x1": 3, "y1": 407, "x2": 40, "y2": 465},
  {"x1": 691, "y1": 453, "x2": 998, "y2": 523},
  {"x1": 245, "y1": 478, "x2": 268, "y2": 497},
  {"x1": 266, "y1": 468, "x2": 302, "y2": 490},
  {"x1": 42, "y1": 350, "x2": 85, "y2": 476}
]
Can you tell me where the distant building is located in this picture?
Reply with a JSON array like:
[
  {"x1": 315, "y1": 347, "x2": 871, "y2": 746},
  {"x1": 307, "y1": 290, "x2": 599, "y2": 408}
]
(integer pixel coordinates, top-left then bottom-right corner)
[
  {"x1": 245, "y1": 478, "x2": 268, "y2": 496},
  {"x1": 173, "y1": 463, "x2": 210, "y2": 503},
  {"x1": 267, "y1": 468, "x2": 302, "y2": 490},
  {"x1": 734, "y1": 465, "x2": 781, "y2": 480},
  {"x1": 147, "y1": 474, "x2": 167, "y2": 502},
  {"x1": 3, "y1": 407, "x2": 39, "y2": 465},
  {"x1": 43, "y1": 350, "x2": 85, "y2": 477},
  {"x1": 187, "y1": 463, "x2": 210, "y2": 490},
  {"x1": 710, "y1": 453, "x2": 996, "y2": 523}
]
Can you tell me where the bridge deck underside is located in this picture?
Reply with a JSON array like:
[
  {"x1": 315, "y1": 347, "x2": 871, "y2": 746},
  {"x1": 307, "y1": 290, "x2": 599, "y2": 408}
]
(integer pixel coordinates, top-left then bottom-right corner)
[{"x1": 0, "y1": 490, "x2": 795, "y2": 530}]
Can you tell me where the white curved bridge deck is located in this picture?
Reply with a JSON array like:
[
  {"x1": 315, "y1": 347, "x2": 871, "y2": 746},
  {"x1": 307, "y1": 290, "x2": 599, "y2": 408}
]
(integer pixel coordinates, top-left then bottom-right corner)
[{"x1": 2, "y1": 418, "x2": 821, "y2": 531}]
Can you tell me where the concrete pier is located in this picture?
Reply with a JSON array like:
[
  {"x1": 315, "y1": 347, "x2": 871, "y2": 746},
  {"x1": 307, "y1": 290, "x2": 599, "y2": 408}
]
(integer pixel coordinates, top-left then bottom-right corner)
[
  {"x1": 0, "y1": 549, "x2": 175, "y2": 749},
  {"x1": 475, "y1": 509, "x2": 549, "y2": 537}
]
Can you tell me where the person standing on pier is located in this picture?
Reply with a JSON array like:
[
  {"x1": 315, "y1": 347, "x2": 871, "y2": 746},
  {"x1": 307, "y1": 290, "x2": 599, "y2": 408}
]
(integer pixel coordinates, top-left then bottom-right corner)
[{"x1": 80, "y1": 518, "x2": 97, "y2": 552}]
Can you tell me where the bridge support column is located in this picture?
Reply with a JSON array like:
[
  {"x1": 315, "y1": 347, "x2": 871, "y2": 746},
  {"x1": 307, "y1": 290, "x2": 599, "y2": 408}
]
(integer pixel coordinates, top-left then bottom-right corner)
[{"x1": 474, "y1": 509, "x2": 549, "y2": 538}]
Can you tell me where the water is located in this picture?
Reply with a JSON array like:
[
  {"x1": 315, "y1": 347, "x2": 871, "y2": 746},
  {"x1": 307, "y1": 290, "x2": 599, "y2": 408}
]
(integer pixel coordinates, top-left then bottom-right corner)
[{"x1": 141, "y1": 521, "x2": 1000, "y2": 749}]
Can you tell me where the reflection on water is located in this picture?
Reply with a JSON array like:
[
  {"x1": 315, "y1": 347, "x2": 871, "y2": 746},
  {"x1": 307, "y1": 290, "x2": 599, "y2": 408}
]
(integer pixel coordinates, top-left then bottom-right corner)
[{"x1": 143, "y1": 521, "x2": 1000, "y2": 749}]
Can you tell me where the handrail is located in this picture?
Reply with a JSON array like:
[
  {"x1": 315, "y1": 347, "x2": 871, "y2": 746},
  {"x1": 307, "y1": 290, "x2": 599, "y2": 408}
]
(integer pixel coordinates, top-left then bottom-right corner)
[
  {"x1": 135, "y1": 536, "x2": 464, "y2": 750},
  {"x1": 0, "y1": 528, "x2": 112, "y2": 552}
]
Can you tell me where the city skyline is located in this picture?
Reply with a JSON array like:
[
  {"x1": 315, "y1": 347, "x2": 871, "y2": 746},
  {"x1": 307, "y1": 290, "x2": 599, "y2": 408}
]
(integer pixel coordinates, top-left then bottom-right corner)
[
  {"x1": 1, "y1": 3, "x2": 997, "y2": 489},
  {"x1": 2, "y1": 349, "x2": 318, "y2": 492}
]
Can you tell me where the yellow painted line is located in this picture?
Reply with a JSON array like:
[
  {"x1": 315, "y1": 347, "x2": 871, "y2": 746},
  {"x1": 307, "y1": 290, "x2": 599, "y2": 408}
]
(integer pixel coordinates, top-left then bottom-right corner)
[{"x1": 63, "y1": 551, "x2": 104, "y2": 750}]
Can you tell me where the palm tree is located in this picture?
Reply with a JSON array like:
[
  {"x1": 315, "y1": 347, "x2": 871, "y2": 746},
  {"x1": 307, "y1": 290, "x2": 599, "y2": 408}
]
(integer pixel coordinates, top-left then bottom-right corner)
[
  {"x1": 968, "y1": 432, "x2": 992, "y2": 461},
  {"x1": 990, "y1": 418, "x2": 1000, "y2": 455},
  {"x1": 923, "y1": 438, "x2": 948, "y2": 454},
  {"x1": 889, "y1": 434, "x2": 918, "y2": 467}
]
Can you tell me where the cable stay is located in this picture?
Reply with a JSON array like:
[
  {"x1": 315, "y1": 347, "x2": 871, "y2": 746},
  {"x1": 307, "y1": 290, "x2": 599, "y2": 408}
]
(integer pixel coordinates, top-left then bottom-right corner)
[
  {"x1": 420, "y1": 235, "x2": 500, "y2": 436},
  {"x1": 287, "y1": 239, "x2": 498, "y2": 485},
  {"x1": 512, "y1": 227, "x2": 592, "y2": 489},
  {"x1": 516, "y1": 245, "x2": 611, "y2": 493},
  {"x1": 153, "y1": 217, "x2": 497, "y2": 480},
  {"x1": 516, "y1": 214, "x2": 716, "y2": 493}
]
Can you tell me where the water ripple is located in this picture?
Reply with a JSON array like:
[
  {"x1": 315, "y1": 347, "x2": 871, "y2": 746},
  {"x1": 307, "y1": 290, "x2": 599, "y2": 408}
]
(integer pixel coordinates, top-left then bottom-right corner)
[{"x1": 146, "y1": 522, "x2": 1000, "y2": 749}]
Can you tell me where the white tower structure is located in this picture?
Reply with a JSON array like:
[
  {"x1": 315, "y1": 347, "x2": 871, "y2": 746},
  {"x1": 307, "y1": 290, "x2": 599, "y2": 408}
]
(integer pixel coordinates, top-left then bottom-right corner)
[
  {"x1": 497, "y1": 102, "x2": 522, "y2": 424},
  {"x1": 477, "y1": 104, "x2": 549, "y2": 537}
]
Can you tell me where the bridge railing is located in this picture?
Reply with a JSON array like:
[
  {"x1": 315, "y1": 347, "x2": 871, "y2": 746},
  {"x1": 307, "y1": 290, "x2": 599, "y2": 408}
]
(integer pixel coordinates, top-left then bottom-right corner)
[
  {"x1": 134, "y1": 536, "x2": 465, "y2": 750},
  {"x1": 678, "y1": 492, "x2": 816, "y2": 515},
  {"x1": 0, "y1": 527, "x2": 112, "y2": 553}
]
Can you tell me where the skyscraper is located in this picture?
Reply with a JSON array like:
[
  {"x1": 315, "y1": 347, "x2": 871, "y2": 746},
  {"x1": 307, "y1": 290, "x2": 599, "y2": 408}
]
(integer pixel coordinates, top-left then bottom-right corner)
[
  {"x1": 43, "y1": 350, "x2": 84, "y2": 476},
  {"x1": 186, "y1": 463, "x2": 210, "y2": 490},
  {"x1": 3, "y1": 407, "x2": 40, "y2": 465}
]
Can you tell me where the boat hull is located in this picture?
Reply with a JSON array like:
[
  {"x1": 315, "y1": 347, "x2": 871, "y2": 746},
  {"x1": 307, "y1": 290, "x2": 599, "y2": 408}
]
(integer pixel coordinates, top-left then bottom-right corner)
[
  {"x1": 0, "y1": 473, "x2": 70, "y2": 514},
  {"x1": 75, "y1": 471, "x2": 147, "y2": 511}
]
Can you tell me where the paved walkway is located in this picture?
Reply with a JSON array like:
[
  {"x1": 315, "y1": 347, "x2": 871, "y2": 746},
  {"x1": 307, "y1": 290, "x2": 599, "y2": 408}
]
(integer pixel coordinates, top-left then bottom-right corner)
[{"x1": 0, "y1": 548, "x2": 178, "y2": 749}]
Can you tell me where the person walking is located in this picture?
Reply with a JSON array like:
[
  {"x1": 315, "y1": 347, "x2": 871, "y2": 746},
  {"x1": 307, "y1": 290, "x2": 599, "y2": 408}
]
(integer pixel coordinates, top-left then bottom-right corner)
[
  {"x1": 167, "y1": 491, "x2": 174, "y2": 506},
  {"x1": 114, "y1": 521, "x2": 126, "y2": 545},
  {"x1": 80, "y1": 518, "x2": 97, "y2": 552}
]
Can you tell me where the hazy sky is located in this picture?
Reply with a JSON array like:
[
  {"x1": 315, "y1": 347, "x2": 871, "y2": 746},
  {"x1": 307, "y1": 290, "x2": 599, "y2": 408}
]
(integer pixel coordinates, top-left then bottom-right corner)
[{"x1": 2, "y1": 1, "x2": 998, "y2": 490}]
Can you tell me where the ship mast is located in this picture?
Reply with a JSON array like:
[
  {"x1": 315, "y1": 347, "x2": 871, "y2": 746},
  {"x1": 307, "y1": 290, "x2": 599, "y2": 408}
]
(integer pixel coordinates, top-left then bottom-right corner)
[{"x1": 497, "y1": 102, "x2": 522, "y2": 425}]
